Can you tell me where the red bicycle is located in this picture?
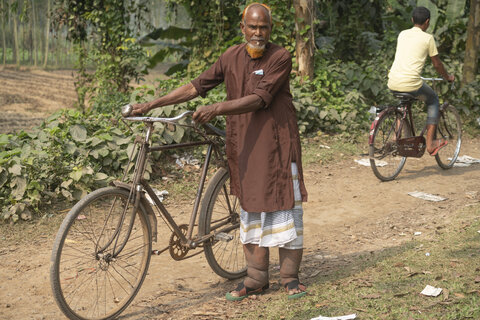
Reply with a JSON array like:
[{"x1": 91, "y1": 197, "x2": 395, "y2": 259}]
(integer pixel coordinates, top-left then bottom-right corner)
[{"x1": 368, "y1": 77, "x2": 462, "y2": 181}]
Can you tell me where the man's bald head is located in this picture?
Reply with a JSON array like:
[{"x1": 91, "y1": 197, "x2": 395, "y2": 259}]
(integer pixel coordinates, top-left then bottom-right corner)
[{"x1": 242, "y1": 3, "x2": 272, "y2": 24}]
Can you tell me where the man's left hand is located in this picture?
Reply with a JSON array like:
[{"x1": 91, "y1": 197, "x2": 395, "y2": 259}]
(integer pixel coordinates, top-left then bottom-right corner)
[{"x1": 193, "y1": 105, "x2": 218, "y2": 124}]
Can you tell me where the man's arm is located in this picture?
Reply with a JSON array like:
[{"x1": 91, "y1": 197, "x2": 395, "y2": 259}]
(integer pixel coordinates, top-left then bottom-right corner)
[
  {"x1": 192, "y1": 94, "x2": 265, "y2": 124},
  {"x1": 430, "y1": 55, "x2": 455, "y2": 82},
  {"x1": 131, "y1": 82, "x2": 199, "y2": 116}
]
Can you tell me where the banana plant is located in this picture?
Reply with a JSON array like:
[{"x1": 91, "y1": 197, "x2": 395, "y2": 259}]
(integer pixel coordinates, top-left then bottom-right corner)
[{"x1": 138, "y1": 25, "x2": 192, "y2": 75}]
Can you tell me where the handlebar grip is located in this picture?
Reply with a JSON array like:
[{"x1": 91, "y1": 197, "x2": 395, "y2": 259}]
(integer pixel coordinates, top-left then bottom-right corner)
[{"x1": 121, "y1": 104, "x2": 133, "y2": 117}]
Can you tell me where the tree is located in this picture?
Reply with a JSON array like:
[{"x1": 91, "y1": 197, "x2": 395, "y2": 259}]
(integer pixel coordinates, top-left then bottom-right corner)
[
  {"x1": 294, "y1": 0, "x2": 314, "y2": 80},
  {"x1": 43, "y1": 0, "x2": 50, "y2": 68},
  {"x1": 53, "y1": 0, "x2": 149, "y2": 109},
  {"x1": 11, "y1": 0, "x2": 20, "y2": 67},
  {"x1": 463, "y1": 0, "x2": 480, "y2": 85},
  {"x1": 1, "y1": 0, "x2": 6, "y2": 65},
  {"x1": 31, "y1": 0, "x2": 37, "y2": 66}
]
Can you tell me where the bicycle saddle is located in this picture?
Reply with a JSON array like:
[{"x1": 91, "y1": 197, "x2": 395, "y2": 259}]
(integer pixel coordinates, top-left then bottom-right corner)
[{"x1": 390, "y1": 91, "x2": 417, "y2": 102}]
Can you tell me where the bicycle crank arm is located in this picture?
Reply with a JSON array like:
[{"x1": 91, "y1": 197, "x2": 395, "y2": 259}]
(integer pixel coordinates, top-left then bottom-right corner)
[{"x1": 151, "y1": 247, "x2": 169, "y2": 256}]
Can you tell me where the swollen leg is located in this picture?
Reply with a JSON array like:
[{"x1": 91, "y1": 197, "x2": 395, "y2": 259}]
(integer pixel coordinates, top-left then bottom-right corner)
[
  {"x1": 228, "y1": 243, "x2": 269, "y2": 300},
  {"x1": 279, "y1": 248, "x2": 303, "y2": 287},
  {"x1": 243, "y1": 243, "x2": 269, "y2": 288}
]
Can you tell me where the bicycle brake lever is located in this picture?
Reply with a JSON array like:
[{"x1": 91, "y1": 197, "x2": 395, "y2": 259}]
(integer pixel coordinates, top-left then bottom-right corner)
[{"x1": 120, "y1": 118, "x2": 134, "y2": 133}]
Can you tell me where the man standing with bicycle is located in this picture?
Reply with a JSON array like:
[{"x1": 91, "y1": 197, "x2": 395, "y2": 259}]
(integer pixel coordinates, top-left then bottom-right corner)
[
  {"x1": 130, "y1": 3, "x2": 308, "y2": 300},
  {"x1": 388, "y1": 6, "x2": 455, "y2": 156}
]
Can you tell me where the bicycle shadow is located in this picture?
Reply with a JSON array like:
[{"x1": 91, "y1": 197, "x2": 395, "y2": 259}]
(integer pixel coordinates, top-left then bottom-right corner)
[{"x1": 398, "y1": 162, "x2": 480, "y2": 181}]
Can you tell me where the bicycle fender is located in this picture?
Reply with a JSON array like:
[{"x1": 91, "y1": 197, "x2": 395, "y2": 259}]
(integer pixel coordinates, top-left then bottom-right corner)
[
  {"x1": 111, "y1": 181, "x2": 158, "y2": 243},
  {"x1": 368, "y1": 108, "x2": 392, "y2": 145}
]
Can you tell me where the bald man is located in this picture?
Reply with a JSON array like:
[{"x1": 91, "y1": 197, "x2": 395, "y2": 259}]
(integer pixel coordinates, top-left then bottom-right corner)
[{"x1": 130, "y1": 3, "x2": 308, "y2": 300}]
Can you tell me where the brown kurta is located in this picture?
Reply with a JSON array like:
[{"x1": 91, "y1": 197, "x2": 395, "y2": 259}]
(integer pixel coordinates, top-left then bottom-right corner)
[{"x1": 191, "y1": 43, "x2": 307, "y2": 212}]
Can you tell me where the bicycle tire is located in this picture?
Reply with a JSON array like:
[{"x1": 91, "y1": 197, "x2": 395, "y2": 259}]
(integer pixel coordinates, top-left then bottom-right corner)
[
  {"x1": 199, "y1": 167, "x2": 247, "y2": 280},
  {"x1": 435, "y1": 103, "x2": 462, "y2": 169},
  {"x1": 369, "y1": 108, "x2": 410, "y2": 181},
  {"x1": 50, "y1": 187, "x2": 152, "y2": 320}
]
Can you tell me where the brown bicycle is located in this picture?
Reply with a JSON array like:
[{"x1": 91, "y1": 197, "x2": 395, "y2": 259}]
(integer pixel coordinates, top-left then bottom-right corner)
[{"x1": 50, "y1": 106, "x2": 246, "y2": 320}]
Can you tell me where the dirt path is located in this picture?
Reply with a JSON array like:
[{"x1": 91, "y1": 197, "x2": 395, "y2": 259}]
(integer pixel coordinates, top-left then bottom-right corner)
[{"x1": 0, "y1": 70, "x2": 479, "y2": 320}]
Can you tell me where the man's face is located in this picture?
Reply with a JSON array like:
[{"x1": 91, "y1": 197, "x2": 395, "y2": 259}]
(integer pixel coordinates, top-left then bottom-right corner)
[{"x1": 241, "y1": 6, "x2": 272, "y2": 50}]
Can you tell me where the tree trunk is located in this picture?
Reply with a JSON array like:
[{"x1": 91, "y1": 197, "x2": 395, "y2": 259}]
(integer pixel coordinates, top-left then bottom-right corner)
[
  {"x1": 31, "y1": 0, "x2": 37, "y2": 66},
  {"x1": 1, "y1": 0, "x2": 6, "y2": 65},
  {"x1": 462, "y1": 0, "x2": 480, "y2": 85},
  {"x1": 43, "y1": 0, "x2": 50, "y2": 68},
  {"x1": 11, "y1": 0, "x2": 20, "y2": 67},
  {"x1": 294, "y1": 0, "x2": 315, "y2": 81}
]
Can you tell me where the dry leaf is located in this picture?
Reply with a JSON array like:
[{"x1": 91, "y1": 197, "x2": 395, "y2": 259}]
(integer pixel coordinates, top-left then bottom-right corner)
[{"x1": 442, "y1": 288, "x2": 449, "y2": 301}]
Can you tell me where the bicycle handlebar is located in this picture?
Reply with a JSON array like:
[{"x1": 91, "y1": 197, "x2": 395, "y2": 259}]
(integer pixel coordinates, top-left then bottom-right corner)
[
  {"x1": 121, "y1": 104, "x2": 193, "y2": 124},
  {"x1": 120, "y1": 104, "x2": 226, "y2": 137},
  {"x1": 421, "y1": 76, "x2": 455, "y2": 90},
  {"x1": 420, "y1": 77, "x2": 444, "y2": 81}
]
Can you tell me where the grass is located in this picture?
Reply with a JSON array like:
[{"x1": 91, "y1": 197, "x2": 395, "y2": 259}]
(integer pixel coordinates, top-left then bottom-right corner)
[
  {"x1": 237, "y1": 204, "x2": 480, "y2": 320},
  {"x1": 301, "y1": 133, "x2": 367, "y2": 166}
]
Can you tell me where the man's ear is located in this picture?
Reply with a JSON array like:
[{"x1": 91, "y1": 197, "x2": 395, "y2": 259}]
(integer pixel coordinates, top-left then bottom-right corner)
[{"x1": 240, "y1": 21, "x2": 245, "y2": 35}]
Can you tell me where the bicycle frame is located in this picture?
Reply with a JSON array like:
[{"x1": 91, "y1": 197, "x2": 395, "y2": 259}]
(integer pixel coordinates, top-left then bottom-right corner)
[{"x1": 109, "y1": 117, "x2": 235, "y2": 259}]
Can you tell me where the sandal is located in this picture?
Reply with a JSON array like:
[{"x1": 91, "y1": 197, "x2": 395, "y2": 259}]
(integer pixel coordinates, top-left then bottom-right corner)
[
  {"x1": 284, "y1": 279, "x2": 307, "y2": 299},
  {"x1": 428, "y1": 139, "x2": 448, "y2": 156},
  {"x1": 225, "y1": 282, "x2": 269, "y2": 301}
]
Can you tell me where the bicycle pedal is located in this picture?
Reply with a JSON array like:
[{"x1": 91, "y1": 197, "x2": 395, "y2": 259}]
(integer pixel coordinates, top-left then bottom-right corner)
[{"x1": 215, "y1": 232, "x2": 234, "y2": 242}]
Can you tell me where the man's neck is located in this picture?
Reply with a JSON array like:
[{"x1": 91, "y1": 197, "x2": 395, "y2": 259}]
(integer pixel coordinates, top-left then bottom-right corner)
[{"x1": 413, "y1": 23, "x2": 428, "y2": 31}]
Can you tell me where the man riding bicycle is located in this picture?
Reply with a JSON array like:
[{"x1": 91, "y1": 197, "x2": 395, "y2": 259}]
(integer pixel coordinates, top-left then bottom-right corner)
[{"x1": 388, "y1": 6, "x2": 455, "y2": 156}]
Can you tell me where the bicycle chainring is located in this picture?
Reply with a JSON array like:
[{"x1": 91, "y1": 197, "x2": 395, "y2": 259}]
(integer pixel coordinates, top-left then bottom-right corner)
[{"x1": 169, "y1": 224, "x2": 189, "y2": 260}]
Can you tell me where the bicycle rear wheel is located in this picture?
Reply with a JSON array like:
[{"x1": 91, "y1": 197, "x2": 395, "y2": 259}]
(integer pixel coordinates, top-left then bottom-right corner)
[
  {"x1": 369, "y1": 108, "x2": 410, "y2": 181},
  {"x1": 435, "y1": 103, "x2": 462, "y2": 169},
  {"x1": 50, "y1": 187, "x2": 152, "y2": 320},
  {"x1": 199, "y1": 167, "x2": 247, "y2": 279}
]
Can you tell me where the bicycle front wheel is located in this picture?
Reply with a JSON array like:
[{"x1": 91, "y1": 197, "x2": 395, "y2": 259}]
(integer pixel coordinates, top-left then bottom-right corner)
[
  {"x1": 50, "y1": 187, "x2": 152, "y2": 320},
  {"x1": 199, "y1": 167, "x2": 247, "y2": 280},
  {"x1": 369, "y1": 108, "x2": 410, "y2": 181},
  {"x1": 435, "y1": 103, "x2": 462, "y2": 169}
]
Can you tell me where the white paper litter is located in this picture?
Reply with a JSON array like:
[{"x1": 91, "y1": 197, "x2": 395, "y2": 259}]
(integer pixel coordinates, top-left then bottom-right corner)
[
  {"x1": 310, "y1": 314, "x2": 356, "y2": 320},
  {"x1": 414, "y1": 232, "x2": 422, "y2": 236},
  {"x1": 145, "y1": 188, "x2": 169, "y2": 205},
  {"x1": 408, "y1": 191, "x2": 447, "y2": 202},
  {"x1": 174, "y1": 154, "x2": 200, "y2": 169},
  {"x1": 354, "y1": 158, "x2": 387, "y2": 167},
  {"x1": 453, "y1": 155, "x2": 480, "y2": 167},
  {"x1": 421, "y1": 285, "x2": 442, "y2": 297}
]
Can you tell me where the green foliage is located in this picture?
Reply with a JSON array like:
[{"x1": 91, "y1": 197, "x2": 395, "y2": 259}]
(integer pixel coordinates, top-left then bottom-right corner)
[
  {"x1": 291, "y1": 58, "x2": 370, "y2": 135},
  {"x1": 0, "y1": 90, "x2": 204, "y2": 222},
  {"x1": 145, "y1": 0, "x2": 296, "y2": 77},
  {"x1": 138, "y1": 26, "x2": 192, "y2": 75},
  {"x1": 53, "y1": 0, "x2": 150, "y2": 109}
]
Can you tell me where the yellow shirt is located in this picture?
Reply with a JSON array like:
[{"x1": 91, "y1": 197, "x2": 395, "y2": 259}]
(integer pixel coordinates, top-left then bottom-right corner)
[{"x1": 388, "y1": 27, "x2": 438, "y2": 92}]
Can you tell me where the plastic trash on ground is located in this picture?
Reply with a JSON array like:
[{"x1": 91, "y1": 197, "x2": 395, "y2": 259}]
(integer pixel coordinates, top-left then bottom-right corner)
[
  {"x1": 311, "y1": 314, "x2": 356, "y2": 320},
  {"x1": 421, "y1": 285, "x2": 442, "y2": 297},
  {"x1": 145, "y1": 188, "x2": 169, "y2": 205},
  {"x1": 408, "y1": 191, "x2": 447, "y2": 202},
  {"x1": 453, "y1": 155, "x2": 480, "y2": 167},
  {"x1": 354, "y1": 158, "x2": 387, "y2": 167}
]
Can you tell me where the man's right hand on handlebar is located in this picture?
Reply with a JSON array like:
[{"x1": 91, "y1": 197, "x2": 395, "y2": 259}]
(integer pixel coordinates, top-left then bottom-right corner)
[{"x1": 130, "y1": 102, "x2": 152, "y2": 116}]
